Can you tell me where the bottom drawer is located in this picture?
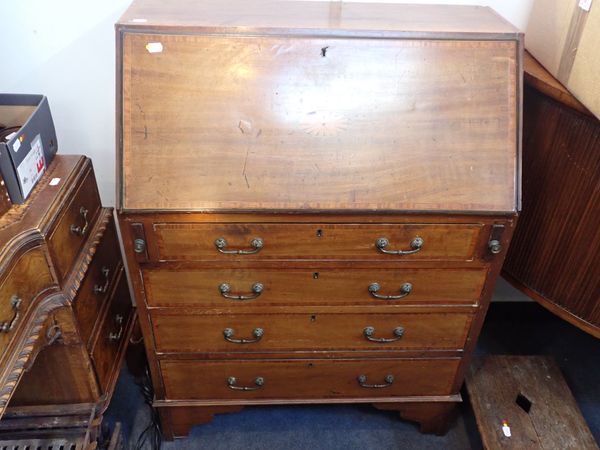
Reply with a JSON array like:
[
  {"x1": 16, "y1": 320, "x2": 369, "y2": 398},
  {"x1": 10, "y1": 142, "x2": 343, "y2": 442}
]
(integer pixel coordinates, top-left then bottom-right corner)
[
  {"x1": 91, "y1": 268, "x2": 133, "y2": 393},
  {"x1": 160, "y1": 358, "x2": 460, "y2": 400}
]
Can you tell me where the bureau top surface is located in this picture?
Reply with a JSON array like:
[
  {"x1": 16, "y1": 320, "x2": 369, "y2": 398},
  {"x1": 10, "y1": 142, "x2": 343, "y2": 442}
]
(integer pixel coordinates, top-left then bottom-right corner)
[
  {"x1": 117, "y1": 1, "x2": 522, "y2": 214},
  {"x1": 117, "y1": 0, "x2": 519, "y2": 37}
]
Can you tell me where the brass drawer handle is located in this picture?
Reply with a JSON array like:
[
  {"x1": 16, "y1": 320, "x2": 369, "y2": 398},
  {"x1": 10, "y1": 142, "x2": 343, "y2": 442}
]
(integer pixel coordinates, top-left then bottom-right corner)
[
  {"x1": 357, "y1": 374, "x2": 394, "y2": 389},
  {"x1": 227, "y1": 376, "x2": 265, "y2": 391},
  {"x1": 70, "y1": 206, "x2": 89, "y2": 236},
  {"x1": 368, "y1": 282, "x2": 412, "y2": 300},
  {"x1": 214, "y1": 237, "x2": 263, "y2": 254},
  {"x1": 375, "y1": 237, "x2": 423, "y2": 255},
  {"x1": 363, "y1": 326, "x2": 405, "y2": 343},
  {"x1": 223, "y1": 327, "x2": 264, "y2": 344},
  {"x1": 93, "y1": 267, "x2": 111, "y2": 294},
  {"x1": 219, "y1": 282, "x2": 263, "y2": 301},
  {"x1": 0, "y1": 295, "x2": 22, "y2": 333},
  {"x1": 108, "y1": 314, "x2": 124, "y2": 342}
]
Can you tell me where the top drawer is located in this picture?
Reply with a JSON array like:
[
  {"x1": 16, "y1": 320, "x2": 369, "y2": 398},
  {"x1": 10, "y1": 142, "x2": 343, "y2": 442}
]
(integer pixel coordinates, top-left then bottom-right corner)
[
  {"x1": 151, "y1": 222, "x2": 483, "y2": 262},
  {"x1": 48, "y1": 168, "x2": 101, "y2": 281}
]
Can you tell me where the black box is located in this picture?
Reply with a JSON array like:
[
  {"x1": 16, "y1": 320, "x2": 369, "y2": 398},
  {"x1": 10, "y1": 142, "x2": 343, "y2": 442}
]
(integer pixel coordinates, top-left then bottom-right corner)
[{"x1": 0, "y1": 94, "x2": 58, "y2": 203}]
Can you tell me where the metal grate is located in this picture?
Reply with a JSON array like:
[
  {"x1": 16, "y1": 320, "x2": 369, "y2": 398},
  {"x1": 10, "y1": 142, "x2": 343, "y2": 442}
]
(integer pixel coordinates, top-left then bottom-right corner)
[{"x1": 0, "y1": 436, "x2": 86, "y2": 450}]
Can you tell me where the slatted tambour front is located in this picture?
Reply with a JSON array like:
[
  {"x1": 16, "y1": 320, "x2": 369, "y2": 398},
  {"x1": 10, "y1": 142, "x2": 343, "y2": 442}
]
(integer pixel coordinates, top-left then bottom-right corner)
[
  {"x1": 116, "y1": 0, "x2": 522, "y2": 439},
  {"x1": 121, "y1": 34, "x2": 517, "y2": 212}
]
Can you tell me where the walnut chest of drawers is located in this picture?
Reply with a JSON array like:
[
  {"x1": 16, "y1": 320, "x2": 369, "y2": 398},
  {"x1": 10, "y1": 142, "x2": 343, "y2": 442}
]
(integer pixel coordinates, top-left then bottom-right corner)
[
  {"x1": 116, "y1": 0, "x2": 522, "y2": 440},
  {"x1": 0, "y1": 156, "x2": 135, "y2": 442}
]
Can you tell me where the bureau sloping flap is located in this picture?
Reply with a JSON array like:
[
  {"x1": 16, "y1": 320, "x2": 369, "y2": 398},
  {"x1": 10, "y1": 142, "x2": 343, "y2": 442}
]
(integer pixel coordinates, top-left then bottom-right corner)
[{"x1": 120, "y1": 34, "x2": 519, "y2": 213}]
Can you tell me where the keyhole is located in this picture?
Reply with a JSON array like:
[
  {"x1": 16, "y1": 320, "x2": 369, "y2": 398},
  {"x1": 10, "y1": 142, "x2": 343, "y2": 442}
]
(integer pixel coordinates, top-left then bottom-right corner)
[
  {"x1": 313, "y1": 272, "x2": 319, "y2": 279},
  {"x1": 310, "y1": 314, "x2": 317, "y2": 322},
  {"x1": 316, "y1": 229, "x2": 323, "y2": 237},
  {"x1": 321, "y1": 46, "x2": 329, "y2": 57}
]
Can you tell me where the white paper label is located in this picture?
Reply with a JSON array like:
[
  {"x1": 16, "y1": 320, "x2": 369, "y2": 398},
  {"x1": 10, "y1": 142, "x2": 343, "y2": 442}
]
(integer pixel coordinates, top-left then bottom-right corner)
[
  {"x1": 12, "y1": 138, "x2": 21, "y2": 152},
  {"x1": 4, "y1": 131, "x2": 16, "y2": 142},
  {"x1": 49, "y1": 177, "x2": 61, "y2": 186},
  {"x1": 17, "y1": 134, "x2": 46, "y2": 198},
  {"x1": 579, "y1": 0, "x2": 593, "y2": 11},
  {"x1": 502, "y1": 424, "x2": 511, "y2": 437},
  {"x1": 146, "y1": 42, "x2": 163, "y2": 53}
]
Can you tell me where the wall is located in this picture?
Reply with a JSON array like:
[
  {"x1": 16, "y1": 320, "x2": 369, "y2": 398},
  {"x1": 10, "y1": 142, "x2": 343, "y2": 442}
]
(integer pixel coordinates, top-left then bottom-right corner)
[{"x1": 0, "y1": 0, "x2": 534, "y2": 206}]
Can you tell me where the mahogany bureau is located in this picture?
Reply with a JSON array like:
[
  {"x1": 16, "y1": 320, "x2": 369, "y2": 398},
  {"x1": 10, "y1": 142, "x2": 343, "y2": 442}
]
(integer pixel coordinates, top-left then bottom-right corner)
[
  {"x1": 0, "y1": 155, "x2": 135, "y2": 443},
  {"x1": 116, "y1": 0, "x2": 522, "y2": 440}
]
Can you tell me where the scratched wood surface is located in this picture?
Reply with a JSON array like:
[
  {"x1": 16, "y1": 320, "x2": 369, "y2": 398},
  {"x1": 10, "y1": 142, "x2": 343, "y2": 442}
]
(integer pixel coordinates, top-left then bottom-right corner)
[
  {"x1": 121, "y1": 34, "x2": 518, "y2": 212},
  {"x1": 467, "y1": 356, "x2": 598, "y2": 450}
]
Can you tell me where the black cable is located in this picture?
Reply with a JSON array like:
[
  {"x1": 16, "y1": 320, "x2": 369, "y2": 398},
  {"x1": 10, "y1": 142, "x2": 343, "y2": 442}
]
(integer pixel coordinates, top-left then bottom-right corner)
[{"x1": 134, "y1": 365, "x2": 162, "y2": 450}]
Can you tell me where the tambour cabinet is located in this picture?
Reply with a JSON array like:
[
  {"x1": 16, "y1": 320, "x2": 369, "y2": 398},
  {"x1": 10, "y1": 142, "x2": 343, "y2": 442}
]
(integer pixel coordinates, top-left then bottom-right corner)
[
  {"x1": 0, "y1": 156, "x2": 135, "y2": 443},
  {"x1": 116, "y1": 0, "x2": 522, "y2": 439}
]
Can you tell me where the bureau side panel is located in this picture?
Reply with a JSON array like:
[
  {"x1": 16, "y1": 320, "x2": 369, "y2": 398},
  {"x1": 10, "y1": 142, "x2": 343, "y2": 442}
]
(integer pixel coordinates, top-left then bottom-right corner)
[{"x1": 121, "y1": 34, "x2": 518, "y2": 213}]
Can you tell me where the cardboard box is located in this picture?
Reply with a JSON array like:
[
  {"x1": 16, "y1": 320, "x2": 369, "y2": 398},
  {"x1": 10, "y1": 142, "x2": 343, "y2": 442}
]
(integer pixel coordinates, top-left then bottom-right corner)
[
  {"x1": 0, "y1": 94, "x2": 58, "y2": 203},
  {"x1": 526, "y1": 0, "x2": 600, "y2": 118}
]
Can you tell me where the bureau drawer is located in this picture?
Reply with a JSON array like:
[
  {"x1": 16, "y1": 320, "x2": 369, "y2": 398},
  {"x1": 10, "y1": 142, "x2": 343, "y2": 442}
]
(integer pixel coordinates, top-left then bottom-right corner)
[
  {"x1": 91, "y1": 268, "x2": 133, "y2": 393},
  {"x1": 48, "y1": 169, "x2": 101, "y2": 280},
  {"x1": 160, "y1": 358, "x2": 460, "y2": 400},
  {"x1": 0, "y1": 247, "x2": 54, "y2": 361},
  {"x1": 152, "y1": 312, "x2": 472, "y2": 353},
  {"x1": 73, "y1": 217, "x2": 122, "y2": 347},
  {"x1": 144, "y1": 267, "x2": 486, "y2": 307},
  {"x1": 152, "y1": 223, "x2": 482, "y2": 261}
]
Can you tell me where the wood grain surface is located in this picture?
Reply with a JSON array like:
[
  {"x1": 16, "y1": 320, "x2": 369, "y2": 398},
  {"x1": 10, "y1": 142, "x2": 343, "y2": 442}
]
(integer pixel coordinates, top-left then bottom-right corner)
[
  {"x1": 161, "y1": 357, "x2": 460, "y2": 400},
  {"x1": 503, "y1": 85, "x2": 600, "y2": 338},
  {"x1": 143, "y1": 266, "x2": 486, "y2": 307},
  {"x1": 117, "y1": 0, "x2": 519, "y2": 36},
  {"x1": 47, "y1": 167, "x2": 101, "y2": 281},
  {"x1": 151, "y1": 311, "x2": 472, "y2": 353},
  {"x1": 122, "y1": 34, "x2": 518, "y2": 212},
  {"x1": 153, "y1": 222, "x2": 482, "y2": 261},
  {"x1": 466, "y1": 356, "x2": 598, "y2": 450}
]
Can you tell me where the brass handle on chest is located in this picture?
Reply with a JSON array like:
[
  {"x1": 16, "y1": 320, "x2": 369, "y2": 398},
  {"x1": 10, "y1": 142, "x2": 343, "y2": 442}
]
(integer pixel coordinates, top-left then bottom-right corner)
[
  {"x1": 214, "y1": 237, "x2": 263, "y2": 254},
  {"x1": 108, "y1": 314, "x2": 124, "y2": 342},
  {"x1": 227, "y1": 376, "x2": 265, "y2": 391},
  {"x1": 219, "y1": 282, "x2": 263, "y2": 300},
  {"x1": 375, "y1": 237, "x2": 423, "y2": 255},
  {"x1": 363, "y1": 326, "x2": 404, "y2": 343},
  {"x1": 93, "y1": 267, "x2": 111, "y2": 294},
  {"x1": 70, "y1": 206, "x2": 89, "y2": 236},
  {"x1": 357, "y1": 374, "x2": 394, "y2": 389},
  {"x1": 223, "y1": 327, "x2": 264, "y2": 344},
  {"x1": 368, "y1": 282, "x2": 412, "y2": 300},
  {"x1": 0, "y1": 295, "x2": 22, "y2": 333}
]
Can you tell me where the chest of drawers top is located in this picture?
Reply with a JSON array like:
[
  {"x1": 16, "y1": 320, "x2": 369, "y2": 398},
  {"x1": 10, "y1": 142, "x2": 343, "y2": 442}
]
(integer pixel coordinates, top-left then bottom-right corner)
[{"x1": 116, "y1": 0, "x2": 522, "y2": 214}]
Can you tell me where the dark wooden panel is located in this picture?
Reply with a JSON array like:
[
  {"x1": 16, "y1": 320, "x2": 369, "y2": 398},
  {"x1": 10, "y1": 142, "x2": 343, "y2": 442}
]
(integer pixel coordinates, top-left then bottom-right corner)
[
  {"x1": 161, "y1": 357, "x2": 461, "y2": 400},
  {"x1": 73, "y1": 218, "x2": 121, "y2": 347},
  {"x1": 90, "y1": 269, "x2": 133, "y2": 394},
  {"x1": 122, "y1": 34, "x2": 517, "y2": 212},
  {"x1": 151, "y1": 311, "x2": 472, "y2": 353},
  {"x1": 8, "y1": 307, "x2": 99, "y2": 406},
  {"x1": 503, "y1": 85, "x2": 600, "y2": 337},
  {"x1": 143, "y1": 267, "x2": 486, "y2": 307}
]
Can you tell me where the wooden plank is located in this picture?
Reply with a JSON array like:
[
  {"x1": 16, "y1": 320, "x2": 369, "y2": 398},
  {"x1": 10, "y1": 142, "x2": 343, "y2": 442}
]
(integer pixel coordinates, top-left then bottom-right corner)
[{"x1": 466, "y1": 356, "x2": 598, "y2": 450}]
